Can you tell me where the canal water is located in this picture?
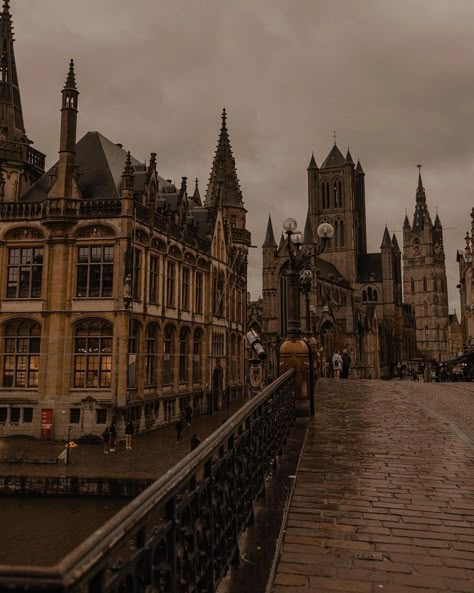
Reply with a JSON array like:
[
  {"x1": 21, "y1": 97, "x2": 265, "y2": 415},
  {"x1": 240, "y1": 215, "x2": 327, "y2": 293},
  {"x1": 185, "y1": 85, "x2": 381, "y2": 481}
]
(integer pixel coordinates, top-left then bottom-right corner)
[{"x1": 0, "y1": 497, "x2": 127, "y2": 566}]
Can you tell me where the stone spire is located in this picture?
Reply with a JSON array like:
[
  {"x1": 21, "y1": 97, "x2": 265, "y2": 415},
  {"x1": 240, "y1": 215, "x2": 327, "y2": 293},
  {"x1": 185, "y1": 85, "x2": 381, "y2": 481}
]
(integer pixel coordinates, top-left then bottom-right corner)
[
  {"x1": 391, "y1": 233, "x2": 400, "y2": 253},
  {"x1": 192, "y1": 177, "x2": 202, "y2": 206},
  {"x1": 204, "y1": 108, "x2": 244, "y2": 209},
  {"x1": 262, "y1": 214, "x2": 277, "y2": 248},
  {"x1": 121, "y1": 150, "x2": 134, "y2": 190},
  {"x1": 403, "y1": 209, "x2": 411, "y2": 229},
  {"x1": 307, "y1": 153, "x2": 318, "y2": 170},
  {"x1": 0, "y1": 0, "x2": 28, "y2": 143},
  {"x1": 303, "y1": 212, "x2": 314, "y2": 244},
  {"x1": 346, "y1": 148, "x2": 354, "y2": 164},
  {"x1": 356, "y1": 158, "x2": 364, "y2": 174},
  {"x1": 412, "y1": 166, "x2": 432, "y2": 230},
  {"x1": 380, "y1": 225, "x2": 392, "y2": 249}
]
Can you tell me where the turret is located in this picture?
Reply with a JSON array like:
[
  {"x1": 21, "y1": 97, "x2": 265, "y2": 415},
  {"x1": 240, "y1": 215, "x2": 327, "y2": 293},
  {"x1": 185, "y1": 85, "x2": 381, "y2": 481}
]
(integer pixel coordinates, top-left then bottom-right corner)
[{"x1": 48, "y1": 60, "x2": 80, "y2": 199}]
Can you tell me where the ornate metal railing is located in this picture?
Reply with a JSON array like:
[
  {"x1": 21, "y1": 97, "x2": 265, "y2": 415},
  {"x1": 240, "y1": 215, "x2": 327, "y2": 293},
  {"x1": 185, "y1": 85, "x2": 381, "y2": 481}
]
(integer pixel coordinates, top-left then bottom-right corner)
[
  {"x1": 0, "y1": 198, "x2": 122, "y2": 221},
  {"x1": 0, "y1": 370, "x2": 295, "y2": 592},
  {"x1": 0, "y1": 140, "x2": 46, "y2": 171}
]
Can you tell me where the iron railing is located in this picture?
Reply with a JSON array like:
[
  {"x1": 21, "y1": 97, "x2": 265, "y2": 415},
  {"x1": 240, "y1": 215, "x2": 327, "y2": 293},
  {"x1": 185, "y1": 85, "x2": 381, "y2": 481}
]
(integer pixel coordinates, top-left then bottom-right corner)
[{"x1": 0, "y1": 369, "x2": 296, "y2": 592}]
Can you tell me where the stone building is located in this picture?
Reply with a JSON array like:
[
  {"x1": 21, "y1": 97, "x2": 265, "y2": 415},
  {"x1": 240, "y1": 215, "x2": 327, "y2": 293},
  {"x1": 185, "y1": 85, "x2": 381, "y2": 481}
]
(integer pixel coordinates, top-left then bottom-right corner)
[
  {"x1": 402, "y1": 169, "x2": 449, "y2": 362},
  {"x1": 259, "y1": 144, "x2": 420, "y2": 378},
  {"x1": 0, "y1": 3, "x2": 250, "y2": 439},
  {"x1": 457, "y1": 208, "x2": 474, "y2": 348}
]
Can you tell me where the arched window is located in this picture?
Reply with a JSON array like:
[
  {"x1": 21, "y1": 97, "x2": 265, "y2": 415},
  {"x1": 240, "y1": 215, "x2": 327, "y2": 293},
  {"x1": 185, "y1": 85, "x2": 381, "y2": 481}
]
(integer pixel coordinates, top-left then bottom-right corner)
[
  {"x1": 368, "y1": 287, "x2": 373, "y2": 301},
  {"x1": 423, "y1": 277, "x2": 427, "y2": 291},
  {"x1": 362, "y1": 289, "x2": 367, "y2": 302},
  {"x1": 192, "y1": 329, "x2": 203, "y2": 383},
  {"x1": 321, "y1": 181, "x2": 330, "y2": 209},
  {"x1": 163, "y1": 325, "x2": 175, "y2": 386},
  {"x1": 411, "y1": 278, "x2": 415, "y2": 293},
  {"x1": 2, "y1": 319, "x2": 41, "y2": 387},
  {"x1": 338, "y1": 180, "x2": 344, "y2": 208},
  {"x1": 145, "y1": 324, "x2": 159, "y2": 387},
  {"x1": 179, "y1": 327, "x2": 190, "y2": 384},
  {"x1": 74, "y1": 319, "x2": 112, "y2": 388},
  {"x1": 373, "y1": 289, "x2": 378, "y2": 301},
  {"x1": 128, "y1": 319, "x2": 140, "y2": 389}
]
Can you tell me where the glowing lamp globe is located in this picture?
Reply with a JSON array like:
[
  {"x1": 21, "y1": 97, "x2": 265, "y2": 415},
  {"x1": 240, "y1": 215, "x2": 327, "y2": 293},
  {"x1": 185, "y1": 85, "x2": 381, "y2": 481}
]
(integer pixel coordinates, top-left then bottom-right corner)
[
  {"x1": 283, "y1": 218, "x2": 297, "y2": 232},
  {"x1": 317, "y1": 222, "x2": 334, "y2": 239}
]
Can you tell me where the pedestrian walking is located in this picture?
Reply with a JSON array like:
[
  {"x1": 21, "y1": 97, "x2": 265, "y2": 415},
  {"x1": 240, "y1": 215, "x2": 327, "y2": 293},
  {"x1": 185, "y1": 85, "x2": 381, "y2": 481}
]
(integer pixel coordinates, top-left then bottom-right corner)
[
  {"x1": 190, "y1": 432, "x2": 200, "y2": 451},
  {"x1": 332, "y1": 351, "x2": 343, "y2": 379},
  {"x1": 341, "y1": 349, "x2": 351, "y2": 379},
  {"x1": 109, "y1": 422, "x2": 117, "y2": 452},
  {"x1": 185, "y1": 404, "x2": 193, "y2": 427},
  {"x1": 125, "y1": 420, "x2": 134, "y2": 450},
  {"x1": 176, "y1": 418, "x2": 184, "y2": 442},
  {"x1": 102, "y1": 426, "x2": 110, "y2": 454}
]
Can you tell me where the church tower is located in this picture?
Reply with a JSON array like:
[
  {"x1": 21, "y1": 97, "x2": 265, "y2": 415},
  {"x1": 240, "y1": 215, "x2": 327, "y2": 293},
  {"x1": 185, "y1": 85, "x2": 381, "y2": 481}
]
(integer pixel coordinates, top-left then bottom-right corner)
[
  {"x1": 0, "y1": 0, "x2": 45, "y2": 200},
  {"x1": 403, "y1": 168, "x2": 449, "y2": 361},
  {"x1": 308, "y1": 141, "x2": 367, "y2": 283}
]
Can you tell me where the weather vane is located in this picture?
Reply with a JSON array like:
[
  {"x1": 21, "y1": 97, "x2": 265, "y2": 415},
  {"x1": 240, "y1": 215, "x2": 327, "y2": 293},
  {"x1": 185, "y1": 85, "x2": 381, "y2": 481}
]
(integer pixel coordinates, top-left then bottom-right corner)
[
  {"x1": 333, "y1": 130, "x2": 337, "y2": 145},
  {"x1": 417, "y1": 163, "x2": 422, "y2": 172}
]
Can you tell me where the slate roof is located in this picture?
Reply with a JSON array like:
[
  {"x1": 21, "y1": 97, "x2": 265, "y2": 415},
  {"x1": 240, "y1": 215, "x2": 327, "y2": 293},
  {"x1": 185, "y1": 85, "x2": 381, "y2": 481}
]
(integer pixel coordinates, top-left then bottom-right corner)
[
  {"x1": 321, "y1": 144, "x2": 347, "y2": 169},
  {"x1": 357, "y1": 253, "x2": 383, "y2": 283},
  {"x1": 22, "y1": 131, "x2": 174, "y2": 202},
  {"x1": 315, "y1": 257, "x2": 350, "y2": 286}
]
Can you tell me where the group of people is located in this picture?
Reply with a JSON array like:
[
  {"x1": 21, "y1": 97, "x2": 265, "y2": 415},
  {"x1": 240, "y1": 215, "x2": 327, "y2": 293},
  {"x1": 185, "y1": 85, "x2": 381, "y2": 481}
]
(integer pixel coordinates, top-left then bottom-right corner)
[
  {"x1": 330, "y1": 350, "x2": 351, "y2": 379},
  {"x1": 102, "y1": 420, "x2": 135, "y2": 453}
]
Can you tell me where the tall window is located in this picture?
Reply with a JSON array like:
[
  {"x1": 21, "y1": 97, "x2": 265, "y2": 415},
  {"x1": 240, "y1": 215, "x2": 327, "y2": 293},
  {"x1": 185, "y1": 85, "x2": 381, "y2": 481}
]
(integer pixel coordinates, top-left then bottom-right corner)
[
  {"x1": 2, "y1": 320, "x2": 41, "y2": 387},
  {"x1": 423, "y1": 277, "x2": 427, "y2": 292},
  {"x1": 74, "y1": 319, "x2": 112, "y2": 388},
  {"x1": 193, "y1": 330, "x2": 202, "y2": 383},
  {"x1": 195, "y1": 271, "x2": 203, "y2": 313},
  {"x1": 145, "y1": 324, "x2": 159, "y2": 387},
  {"x1": 163, "y1": 325, "x2": 175, "y2": 385},
  {"x1": 6, "y1": 247, "x2": 43, "y2": 298},
  {"x1": 133, "y1": 250, "x2": 142, "y2": 300},
  {"x1": 128, "y1": 319, "x2": 140, "y2": 389},
  {"x1": 411, "y1": 278, "x2": 415, "y2": 293},
  {"x1": 181, "y1": 267, "x2": 190, "y2": 311},
  {"x1": 149, "y1": 255, "x2": 159, "y2": 305},
  {"x1": 77, "y1": 246, "x2": 113, "y2": 297},
  {"x1": 166, "y1": 262, "x2": 175, "y2": 307},
  {"x1": 179, "y1": 328, "x2": 189, "y2": 383},
  {"x1": 231, "y1": 335, "x2": 236, "y2": 380}
]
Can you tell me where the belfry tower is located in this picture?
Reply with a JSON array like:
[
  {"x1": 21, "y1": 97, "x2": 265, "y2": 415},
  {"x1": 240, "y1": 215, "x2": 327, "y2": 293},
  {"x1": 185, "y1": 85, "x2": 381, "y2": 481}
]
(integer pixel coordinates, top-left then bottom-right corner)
[
  {"x1": 0, "y1": 0, "x2": 45, "y2": 200},
  {"x1": 402, "y1": 167, "x2": 449, "y2": 361}
]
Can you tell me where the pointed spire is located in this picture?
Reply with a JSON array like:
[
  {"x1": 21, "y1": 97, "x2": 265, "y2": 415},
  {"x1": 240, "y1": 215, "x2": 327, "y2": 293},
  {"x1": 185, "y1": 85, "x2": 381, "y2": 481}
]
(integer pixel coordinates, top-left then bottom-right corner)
[
  {"x1": 321, "y1": 144, "x2": 346, "y2": 169},
  {"x1": 180, "y1": 176, "x2": 187, "y2": 195},
  {"x1": 278, "y1": 232, "x2": 286, "y2": 251},
  {"x1": 412, "y1": 165, "x2": 432, "y2": 230},
  {"x1": 121, "y1": 151, "x2": 135, "y2": 190},
  {"x1": 262, "y1": 214, "x2": 277, "y2": 248},
  {"x1": 0, "y1": 0, "x2": 28, "y2": 143},
  {"x1": 356, "y1": 158, "x2": 364, "y2": 174},
  {"x1": 416, "y1": 164, "x2": 425, "y2": 201},
  {"x1": 64, "y1": 59, "x2": 77, "y2": 90},
  {"x1": 204, "y1": 108, "x2": 245, "y2": 209},
  {"x1": 381, "y1": 225, "x2": 392, "y2": 249},
  {"x1": 303, "y1": 212, "x2": 314, "y2": 244},
  {"x1": 192, "y1": 177, "x2": 202, "y2": 206},
  {"x1": 346, "y1": 148, "x2": 354, "y2": 164},
  {"x1": 434, "y1": 208, "x2": 441, "y2": 227},
  {"x1": 391, "y1": 233, "x2": 400, "y2": 253},
  {"x1": 307, "y1": 152, "x2": 318, "y2": 170},
  {"x1": 403, "y1": 210, "x2": 411, "y2": 229}
]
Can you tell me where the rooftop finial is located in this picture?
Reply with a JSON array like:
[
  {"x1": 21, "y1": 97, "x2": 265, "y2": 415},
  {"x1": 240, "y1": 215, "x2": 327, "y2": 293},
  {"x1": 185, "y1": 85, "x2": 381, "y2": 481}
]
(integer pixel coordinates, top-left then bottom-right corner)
[
  {"x1": 2, "y1": 0, "x2": 11, "y2": 16},
  {"x1": 332, "y1": 130, "x2": 337, "y2": 145},
  {"x1": 64, "y1": 59, "x2": 77, "y2": 90},
  {"x1": 221, "y1": 107, "x2": 227, "y2": 128},
  {"x1": 122, "y1": 150, "x2": 134, "y2": 177},
  {"x1": 417, "y1": 163, "x2": 423, "y2": 188}
]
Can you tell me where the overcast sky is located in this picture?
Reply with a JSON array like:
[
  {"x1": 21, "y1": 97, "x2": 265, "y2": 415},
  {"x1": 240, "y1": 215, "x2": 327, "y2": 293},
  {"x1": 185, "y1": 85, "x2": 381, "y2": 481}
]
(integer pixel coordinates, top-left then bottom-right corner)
[{"x1": 13, "y1": 0, "x2": 474, "y2": 312}]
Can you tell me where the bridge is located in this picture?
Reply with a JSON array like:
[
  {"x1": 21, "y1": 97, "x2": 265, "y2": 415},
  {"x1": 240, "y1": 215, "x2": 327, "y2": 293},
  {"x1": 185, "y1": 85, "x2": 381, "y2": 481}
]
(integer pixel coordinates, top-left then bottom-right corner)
[{"x1": 1, "y1": 376, "x2": 473, "y2": 591}]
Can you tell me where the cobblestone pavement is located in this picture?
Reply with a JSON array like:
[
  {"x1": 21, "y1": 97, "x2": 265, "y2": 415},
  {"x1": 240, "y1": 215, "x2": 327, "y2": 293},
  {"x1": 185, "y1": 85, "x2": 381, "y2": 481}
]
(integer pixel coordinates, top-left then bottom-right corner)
[
  {"x1": 271, "y1": 379, "x2": 474, "y2": 593},
  {"x1": 0, "y1": 400, "x2": 245, "y2": 480}
]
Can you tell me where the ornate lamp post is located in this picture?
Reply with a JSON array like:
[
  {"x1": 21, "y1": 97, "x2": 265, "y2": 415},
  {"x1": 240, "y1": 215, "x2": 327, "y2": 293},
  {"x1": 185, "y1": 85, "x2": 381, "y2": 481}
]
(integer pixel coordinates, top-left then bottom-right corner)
[{"x1": 280, "y1": 218, "x2": 333, "y2": 416}]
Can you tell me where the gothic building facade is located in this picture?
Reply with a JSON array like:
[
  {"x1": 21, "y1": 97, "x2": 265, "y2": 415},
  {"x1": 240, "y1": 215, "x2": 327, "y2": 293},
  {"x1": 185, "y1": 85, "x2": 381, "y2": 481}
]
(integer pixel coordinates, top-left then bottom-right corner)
[
  {"x1": 402, "y1": 170, "x2": 449, "y2": 361},
  {"x1": 0, "y1": 3, "x2": 250, "y2": 439},
  {"x1": 259, "y1": 143, "x2": 451, "y2": 378}
]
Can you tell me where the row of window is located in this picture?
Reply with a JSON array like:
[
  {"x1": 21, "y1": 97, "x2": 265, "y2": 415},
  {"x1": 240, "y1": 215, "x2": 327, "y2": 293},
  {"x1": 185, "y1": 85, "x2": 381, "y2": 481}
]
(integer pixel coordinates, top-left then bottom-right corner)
[
  {"x1": 0, "y1": 406, "x2": 33, "y2": 424},
  {"x1": 0, "y1": 318, "x2": 243, "y2": 390}
]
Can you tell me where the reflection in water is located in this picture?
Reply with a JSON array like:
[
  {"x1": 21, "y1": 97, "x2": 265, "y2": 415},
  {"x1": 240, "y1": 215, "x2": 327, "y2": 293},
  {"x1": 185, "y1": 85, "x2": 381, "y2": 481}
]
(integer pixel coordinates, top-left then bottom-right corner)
[{"x1": 0, "y1": 497, "x2": 127, "y2": 566}]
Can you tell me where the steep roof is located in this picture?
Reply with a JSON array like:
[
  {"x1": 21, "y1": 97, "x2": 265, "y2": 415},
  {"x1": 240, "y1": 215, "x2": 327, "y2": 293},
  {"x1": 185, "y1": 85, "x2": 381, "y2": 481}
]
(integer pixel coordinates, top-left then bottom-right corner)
[
  {"x1": 307, "y1": 153, "x2": 318, "y2": 170},
  {"x1": 204, "y1": 108, "x2": 245, "y2": 210},
  {"x1": 380, "y1": 226, "x2": 392, "y2": 249},
  {"x1": 303, "y1": 212, "x2": 314, "y2": 244},
  {"x1": 357, "y1": 253, "x2": 383, "y2": 283},
  {"x1": 262, "y1": 214, "x2": 277, "y2": 248},
  {"x1": 392, "y1": 233, "x2": 401, "y2": 253},
  {"x1": 356, "y1": 159, "x2": 364, "y2": 174},
  {"x1": 22, "y1": 131, "x2": 174, "y2": 201},
  {"x1": 315, "y1": 257, "x2": 350, "y2": 286},
  {"x1": 321, "y1": 144, "x2": 346, "y2": 169},
  {"x1": 412, "y1": 170, "x2": 432, "y2": 230}
]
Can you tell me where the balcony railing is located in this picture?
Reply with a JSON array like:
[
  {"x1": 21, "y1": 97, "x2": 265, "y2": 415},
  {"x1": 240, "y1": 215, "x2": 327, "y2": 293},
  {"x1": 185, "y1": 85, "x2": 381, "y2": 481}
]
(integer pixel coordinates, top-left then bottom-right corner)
[
  {"x1": 0, "y1": 370, "x2": 296, "y2": 592},
  {"x1": 230, "y1": 226, "x2": 251, "y2": 245},
  {"x1": 0, "y1": 198, "x2": 122, "y2": 221},
  {"x1": 0, "y1": 141, "x2": 46, "y2": 171}
]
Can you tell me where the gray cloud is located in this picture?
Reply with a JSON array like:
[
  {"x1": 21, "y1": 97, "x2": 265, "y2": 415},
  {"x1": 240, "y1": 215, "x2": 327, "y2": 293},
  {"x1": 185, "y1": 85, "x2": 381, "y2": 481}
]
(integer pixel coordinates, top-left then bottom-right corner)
[{"x1": 14, "y1": 0, "x2": 474, "y2": 312}]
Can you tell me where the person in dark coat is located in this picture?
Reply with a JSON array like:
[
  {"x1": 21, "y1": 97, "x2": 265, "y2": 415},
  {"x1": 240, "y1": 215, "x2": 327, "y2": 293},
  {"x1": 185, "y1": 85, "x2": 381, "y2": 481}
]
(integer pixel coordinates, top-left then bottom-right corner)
[
  {"x1": 109, "y1": 423, "x2": 117, "y2": 452},
  {"x1": 190, "y1": 432, "x2": 200, "y2": 451},
  {"x1": 125, "y1": 420, "x2": 134, "y2": 450},
  {"x1": 185, "y1": 404, "x2": 193, "y2": 427},
  {"x1": 176, "y1": 418, "x2": 184, "y2": 442},
  {"x1": 341, "y1": 350, "x2": 351, "y2": 379}
]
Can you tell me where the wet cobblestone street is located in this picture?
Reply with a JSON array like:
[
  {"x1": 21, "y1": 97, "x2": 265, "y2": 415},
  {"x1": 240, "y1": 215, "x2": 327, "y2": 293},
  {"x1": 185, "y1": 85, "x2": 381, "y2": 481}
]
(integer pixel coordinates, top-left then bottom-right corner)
[{"x1": 271, "y1": 379, "x2": 474, "y2": 593}]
